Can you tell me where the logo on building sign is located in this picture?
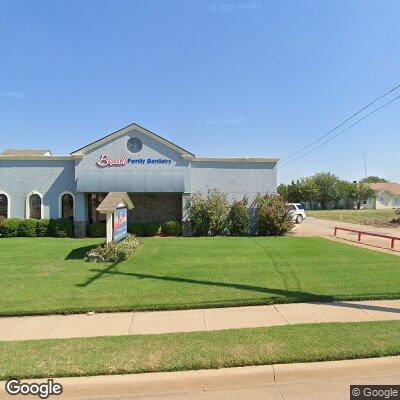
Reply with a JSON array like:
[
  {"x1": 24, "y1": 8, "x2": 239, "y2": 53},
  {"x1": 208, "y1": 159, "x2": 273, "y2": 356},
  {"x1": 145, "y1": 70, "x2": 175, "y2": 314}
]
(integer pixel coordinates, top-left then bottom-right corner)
[
  {"x1": 113, "y1": 207, "x2": 128, "y2": 242},
  {"x1": 96, "y1": 154, "x2": 172, "y2": 167}
]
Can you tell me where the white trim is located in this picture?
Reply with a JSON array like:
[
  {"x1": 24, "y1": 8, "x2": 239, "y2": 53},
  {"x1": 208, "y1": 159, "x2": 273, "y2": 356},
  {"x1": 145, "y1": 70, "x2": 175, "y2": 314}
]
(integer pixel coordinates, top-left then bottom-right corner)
[
  {"x1": 0, "y1": 155, "x2": 76, "y2": 160},
  {"x1": 25, "y1": 191, "x2": 44, "y2": 219},
  {"x1": 0, "y1": 191, "x2": 10, "y2": 219},
  {"x1": 59, "y1": 192, "x2": 76, "y2": 219},
  {"x1": 183, "y1": 156, "x2": 279, "y2": 163},
  {"x1": 70, "y1": 123, "x2": 194, "y2": 157}
]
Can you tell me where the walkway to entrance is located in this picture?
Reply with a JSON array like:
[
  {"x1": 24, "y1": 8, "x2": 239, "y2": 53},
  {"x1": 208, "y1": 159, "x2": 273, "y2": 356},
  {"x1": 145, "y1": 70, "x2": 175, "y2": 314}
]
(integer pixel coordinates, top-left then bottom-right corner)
[{"x1": 1, "y1": 299, "x2": 399, "y2": 342}]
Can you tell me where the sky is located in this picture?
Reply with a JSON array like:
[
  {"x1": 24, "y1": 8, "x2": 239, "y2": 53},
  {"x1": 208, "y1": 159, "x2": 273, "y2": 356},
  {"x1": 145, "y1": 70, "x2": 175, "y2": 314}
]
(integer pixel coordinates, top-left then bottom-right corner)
[{"x1": 0, "y1": 0, "x2": 399, "y2": 184}]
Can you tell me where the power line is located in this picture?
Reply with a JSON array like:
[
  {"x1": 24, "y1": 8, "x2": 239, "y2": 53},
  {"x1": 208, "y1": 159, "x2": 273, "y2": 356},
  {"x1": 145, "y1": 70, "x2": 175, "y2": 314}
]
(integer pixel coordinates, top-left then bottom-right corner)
[
  {"x1": 279, "y1": 93, "x2": 400, "y2": 169},
  {"x1": 279, "y1": 83, "x2": 400, "y2": 164}
]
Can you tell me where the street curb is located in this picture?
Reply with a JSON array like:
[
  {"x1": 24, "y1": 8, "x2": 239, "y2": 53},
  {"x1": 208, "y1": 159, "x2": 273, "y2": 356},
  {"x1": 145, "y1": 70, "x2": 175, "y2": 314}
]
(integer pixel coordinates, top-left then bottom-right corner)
[{"x1": 1, "y1": 356, "x2": 399, "y2": 399}]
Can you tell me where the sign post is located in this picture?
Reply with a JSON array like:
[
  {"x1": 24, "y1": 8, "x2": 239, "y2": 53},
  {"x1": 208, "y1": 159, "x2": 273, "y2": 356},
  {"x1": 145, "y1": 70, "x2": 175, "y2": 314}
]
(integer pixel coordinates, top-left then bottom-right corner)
[{"x1": 96, "y1": 192, "x2": 134, "y2": 245}]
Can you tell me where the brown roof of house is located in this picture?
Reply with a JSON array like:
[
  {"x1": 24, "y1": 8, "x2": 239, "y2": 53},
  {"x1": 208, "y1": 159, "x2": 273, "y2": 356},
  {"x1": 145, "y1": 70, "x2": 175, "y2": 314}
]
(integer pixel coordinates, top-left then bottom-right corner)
[
  {"x1": 96, "y1": 192, "x2": 134, "y2": 214},
  {"x1": 367, "y1": 183, "x2": 400, "y2": 196},
  {"x1": 0, "y1": 149, "x2": 51, "y2": 156}
]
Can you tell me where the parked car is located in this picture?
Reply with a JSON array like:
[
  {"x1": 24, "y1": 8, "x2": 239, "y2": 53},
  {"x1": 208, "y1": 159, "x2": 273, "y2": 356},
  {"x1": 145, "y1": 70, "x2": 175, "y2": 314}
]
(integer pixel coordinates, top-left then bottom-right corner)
[{"x1": 286, "y1": 203, "x2": 307, "y2": 223}]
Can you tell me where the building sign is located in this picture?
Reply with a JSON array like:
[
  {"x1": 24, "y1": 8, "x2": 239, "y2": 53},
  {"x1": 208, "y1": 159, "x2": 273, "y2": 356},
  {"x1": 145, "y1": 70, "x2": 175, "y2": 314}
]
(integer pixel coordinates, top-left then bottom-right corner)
[
  {"x1": 96, "y1": 154, "x2": 172, "y2": 167},
  {"x1": 113, "y1": 207, "x2": 128, "y2": 242}
]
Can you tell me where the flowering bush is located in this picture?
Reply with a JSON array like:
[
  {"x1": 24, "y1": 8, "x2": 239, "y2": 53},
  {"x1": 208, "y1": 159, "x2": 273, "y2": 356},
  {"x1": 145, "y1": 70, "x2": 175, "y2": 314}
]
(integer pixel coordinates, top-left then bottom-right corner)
[
  {"x1": 254, "y1": 194, "x2": 294, "y2": 236},
  {"x1": 228, "y1": 197, "x2": 249, "y2": 236},
  {"x1": 86, "y1": 234, "x2": 142, "y2": 263},
  {"x1": 185, "y1": 189, "x2": 229, "y2": 236}
]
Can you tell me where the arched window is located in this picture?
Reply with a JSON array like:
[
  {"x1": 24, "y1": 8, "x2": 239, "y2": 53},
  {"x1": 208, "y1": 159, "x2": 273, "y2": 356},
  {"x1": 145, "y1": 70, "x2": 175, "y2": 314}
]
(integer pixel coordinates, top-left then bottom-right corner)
[
  {"x1": 61, "y1": 193, "x2": 74, "y2": 220},
  {"x1": 0, "y1": 193, "x2": 9, "y2": 219},
  {"x1": 29, "y1": 194, "x2": 42, "y2": 219}
]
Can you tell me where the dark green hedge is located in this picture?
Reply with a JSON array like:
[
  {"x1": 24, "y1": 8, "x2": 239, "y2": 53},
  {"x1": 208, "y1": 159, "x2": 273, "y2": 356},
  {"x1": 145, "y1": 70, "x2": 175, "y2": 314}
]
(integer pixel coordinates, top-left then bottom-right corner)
[
  {"x1": 89, "y1": 222, "x2": 106, "y2": 238},
  {"x1": 162, "y1": 221, "x2": 182, "y2": 236},
  {"x1": 144, "y1": 222, "x2": 162, "y2": 237},
  {"x1": 128, "y1": 222, "x2": 144, "y2": 236}
]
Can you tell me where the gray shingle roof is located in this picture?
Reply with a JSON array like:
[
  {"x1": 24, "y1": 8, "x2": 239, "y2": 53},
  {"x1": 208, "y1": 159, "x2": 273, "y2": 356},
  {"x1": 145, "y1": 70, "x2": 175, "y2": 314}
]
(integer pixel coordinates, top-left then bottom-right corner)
[
  {"x1": 96, "y1": 192, "x2": 134, "y2": 213},
  {"x1": 0, "y1": 149, "x2": 51, "y2": 156}
]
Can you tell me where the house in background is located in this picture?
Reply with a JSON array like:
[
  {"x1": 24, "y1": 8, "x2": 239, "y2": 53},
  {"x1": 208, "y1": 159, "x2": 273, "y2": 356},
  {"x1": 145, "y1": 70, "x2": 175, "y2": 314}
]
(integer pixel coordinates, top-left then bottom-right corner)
[{"x1": 363, "y1": 183, "x2": 400, "y2": 209}]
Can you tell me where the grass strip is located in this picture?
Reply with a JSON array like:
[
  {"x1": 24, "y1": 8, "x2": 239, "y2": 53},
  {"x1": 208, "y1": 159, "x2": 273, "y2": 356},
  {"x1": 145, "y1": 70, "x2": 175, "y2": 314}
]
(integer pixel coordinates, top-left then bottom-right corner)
[{"x1": 1, "y1": 320, "x2": 399, "y2": 380}]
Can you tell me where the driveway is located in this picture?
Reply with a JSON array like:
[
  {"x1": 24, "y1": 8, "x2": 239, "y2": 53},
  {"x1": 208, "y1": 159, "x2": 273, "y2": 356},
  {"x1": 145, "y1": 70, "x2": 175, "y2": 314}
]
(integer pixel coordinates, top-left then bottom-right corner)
[{"x1": 294, "y1": 217, "x2": 400, "y2": 253}]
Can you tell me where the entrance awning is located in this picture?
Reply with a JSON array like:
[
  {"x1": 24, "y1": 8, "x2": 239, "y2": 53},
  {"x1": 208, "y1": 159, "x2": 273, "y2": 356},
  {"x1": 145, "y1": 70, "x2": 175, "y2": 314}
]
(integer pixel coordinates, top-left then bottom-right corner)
[{"x1": 76, "y1": 169, "x2": 186, "y2": 193}]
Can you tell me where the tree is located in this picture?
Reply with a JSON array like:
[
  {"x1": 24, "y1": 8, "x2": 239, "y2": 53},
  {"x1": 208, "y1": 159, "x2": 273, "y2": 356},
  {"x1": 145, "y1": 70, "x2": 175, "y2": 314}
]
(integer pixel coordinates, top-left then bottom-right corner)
[
  {"x1": 353, "y1": 183, "x2": 376, "y2": 210},
  {"x1": 311, "y1": 172, "x2": 342, "y2": 209},
  {"x1": 360, "y1": 176, "x2": 389, "y2": 183}
]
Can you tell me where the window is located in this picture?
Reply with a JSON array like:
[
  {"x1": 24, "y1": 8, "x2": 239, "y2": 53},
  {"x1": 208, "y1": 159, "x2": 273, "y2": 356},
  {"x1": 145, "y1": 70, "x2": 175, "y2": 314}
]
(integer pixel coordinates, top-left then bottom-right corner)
[
  {"x1": 379, "y1": 196, "x2": 384, "y2": 203},
  {"x1": 88, "y1": 193, "x2": 107, "y2": 224},
  {"x1": 61, "y1": 193, "x2": 74, "y2": 220},
  {"x1": 127, "y1": 137, "x2": 142, "y2": 154},
  {"x1": 29, "y1": 194, "x2": 42, "y2": 219},
  {"x1": 0, "y1": 193, "x2": 8, "y2": 219},
  {"x1": 396, "y1": 197, "x2": 400, "y2": 206}
]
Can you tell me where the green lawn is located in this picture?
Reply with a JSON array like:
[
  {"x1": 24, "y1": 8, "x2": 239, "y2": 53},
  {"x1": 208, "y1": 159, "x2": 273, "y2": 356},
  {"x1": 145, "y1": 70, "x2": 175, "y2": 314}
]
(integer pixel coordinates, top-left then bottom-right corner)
[
  {"x1": 308, "y1": 209, "x2": 400, "y2": 228},
  {"x1": 1, "y1": 320, "x2": 399, "y2": 379},
  {"x1": 0, "y1": 237, "x2": 399, "y2": 316}
]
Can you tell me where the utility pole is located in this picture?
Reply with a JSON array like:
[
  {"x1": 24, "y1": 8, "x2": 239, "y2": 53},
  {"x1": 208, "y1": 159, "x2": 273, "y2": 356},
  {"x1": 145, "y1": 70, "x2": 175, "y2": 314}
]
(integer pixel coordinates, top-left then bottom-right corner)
[{"x1": 363, "y1": 152, "x2": 367, "y2": 178}]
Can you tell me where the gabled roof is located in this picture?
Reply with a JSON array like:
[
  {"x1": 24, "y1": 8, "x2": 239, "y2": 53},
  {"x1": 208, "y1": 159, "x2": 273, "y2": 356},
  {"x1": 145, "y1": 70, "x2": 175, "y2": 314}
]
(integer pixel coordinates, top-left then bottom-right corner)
[
  {"x1": 368, "y1": 183, "x2": 400, "y2": 196},
  {"x1": 0, "y1": 149, "x2": 52, "y2": 156},
  {"x1": 70, "y1": 123, "x2": 194, "y2": 157},
  {"x1": 96, "y1": 192, "x2": 134, "y2": 214}
]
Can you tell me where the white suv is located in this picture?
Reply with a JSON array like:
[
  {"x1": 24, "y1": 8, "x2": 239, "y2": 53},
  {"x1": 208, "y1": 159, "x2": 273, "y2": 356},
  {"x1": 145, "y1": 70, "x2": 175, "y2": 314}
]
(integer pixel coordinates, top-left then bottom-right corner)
[{"x1": 286, "y1": 203, "x2": 307, "y2": 223}]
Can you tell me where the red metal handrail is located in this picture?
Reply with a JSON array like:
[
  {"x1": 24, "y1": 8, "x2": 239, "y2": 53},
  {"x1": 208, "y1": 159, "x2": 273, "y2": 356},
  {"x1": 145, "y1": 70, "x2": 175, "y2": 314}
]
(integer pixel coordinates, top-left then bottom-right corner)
[{"x1": 334, "y1": 227, "x2": 400, "y2": 250}]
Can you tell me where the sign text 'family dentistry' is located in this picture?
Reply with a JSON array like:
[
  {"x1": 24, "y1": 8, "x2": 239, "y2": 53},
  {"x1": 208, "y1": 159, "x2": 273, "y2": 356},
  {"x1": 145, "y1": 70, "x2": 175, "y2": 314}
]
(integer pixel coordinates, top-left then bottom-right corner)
[{"x1": 96, "y1": 154, "x2": 172, "y2": 167}]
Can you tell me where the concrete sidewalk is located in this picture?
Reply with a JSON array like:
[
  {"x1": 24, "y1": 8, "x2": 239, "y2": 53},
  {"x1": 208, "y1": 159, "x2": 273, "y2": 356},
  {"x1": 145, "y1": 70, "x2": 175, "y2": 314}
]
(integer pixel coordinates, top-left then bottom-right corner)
[
  {"x1": 1, "y1": 299, "x2": 399, "y2": 342},
  {"x1": 1, "y1": 356, "x2": 399, "y2": 399}
]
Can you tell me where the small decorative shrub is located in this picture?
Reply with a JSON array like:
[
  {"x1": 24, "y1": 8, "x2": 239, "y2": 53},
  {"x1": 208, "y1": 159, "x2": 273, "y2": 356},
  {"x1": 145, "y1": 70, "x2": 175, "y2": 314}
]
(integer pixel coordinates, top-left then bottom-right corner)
[
  {"x1": 86, "y1": 234, "x2": 141, "y2": 263},
  {"x1": 144, "y1": 222, "x2": 162, "y2": 236},
  {"x1": 129, "y1": 222, "x2": 144, "y2": 236},
  {"x1": 162, "y1": 220, "x2": 182, "y2": 236},
  {"x1": 0, "y1": 218, "x2": 22, "y2": 237},
  {"x1": 36, "y1": 218, "x2": 51, "y2": 237},
  {"x1": 89, "y1": 222, "x2": 106, "y2": 238},
  {"x1": 50, "y1": 218, "x2": 74, "y2": 238},
  {"x1": 18, "y1": 219, "x2": 38, "y2": 237},
  {"x1": 228, "y1": 197, "x2": 249, "y2": 236},
  {"x1": 254, "y1": 194, "x2": 294, "y2": 236}
]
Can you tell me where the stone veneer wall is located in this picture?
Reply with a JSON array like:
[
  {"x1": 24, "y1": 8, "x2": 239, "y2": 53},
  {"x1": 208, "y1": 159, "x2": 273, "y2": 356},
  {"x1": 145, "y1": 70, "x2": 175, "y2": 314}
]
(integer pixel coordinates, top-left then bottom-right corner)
[
  {"x1": 74, "y1": 221, "x2": 88, "y2": 238},
  {"x1": 128, "y1": 193, "x2": 182, "y2": 224}
]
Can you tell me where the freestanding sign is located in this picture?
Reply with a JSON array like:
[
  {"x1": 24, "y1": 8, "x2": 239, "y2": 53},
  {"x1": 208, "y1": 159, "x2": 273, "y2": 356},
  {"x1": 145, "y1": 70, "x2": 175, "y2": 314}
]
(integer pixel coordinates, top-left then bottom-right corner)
[{"x1": 113, "y1": 207, "x2": 128, "y2": 242}]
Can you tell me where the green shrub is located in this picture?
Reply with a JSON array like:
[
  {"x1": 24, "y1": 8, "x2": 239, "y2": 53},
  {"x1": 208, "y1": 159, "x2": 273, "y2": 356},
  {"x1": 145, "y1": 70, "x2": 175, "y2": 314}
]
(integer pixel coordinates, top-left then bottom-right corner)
[
  {"x1": 185, "y1": 189, "x2": 229, "y2": 236},
  {"x1": 0, "y1": 215, "x2": 6, "y2": 225},
  {"x1": 128, "y1": 222, "x2": 144, "y2": 236},
  {"x1": 89, "y1": 222, "x2": 106, "y2": 238},
  {"x1": 0, "y1": 218, "x2": 22, "y2": 237},
  {"x1": 162, "y1": 220, "x2": 182, "y2": 236},
  {"x1": 36, "y1": 219, "x2": 51, "y2": 237},
  {"x1": 50, "y1": 218, "x2": 74, "y2": 238},
  {"x1": 207, "y1": 189, "x2": 229, "y2": 236},
  {"x1": 86, "y1": 234, "x2": 141, "y2": 263},
  {"x1": 254, "y1": 194, "x2": 294, "y2": 236},
  {"x1": 144, "y1": 222, "x2": 162, "y2": 237},
  {"x1": 18, "y1": 219, "x2": 38, "y2": 237},
  {"x1": 228, "y1": 197, "x2": 249, "y2": 236},
  {"x1": 185, "y1": 193, "x2": 210, "y2": 236}
]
